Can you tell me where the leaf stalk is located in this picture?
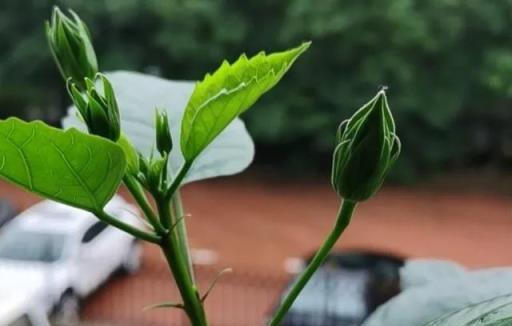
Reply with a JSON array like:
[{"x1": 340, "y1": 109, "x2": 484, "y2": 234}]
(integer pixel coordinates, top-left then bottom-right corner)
[{"x1": 95, "y1": 210, "x2": 161, "y2": 244}]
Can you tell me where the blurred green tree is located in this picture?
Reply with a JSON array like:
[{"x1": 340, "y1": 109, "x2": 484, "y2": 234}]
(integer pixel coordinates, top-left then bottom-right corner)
[{"x1": 2, "y1": 0, "x2": 512, "y2": 181}]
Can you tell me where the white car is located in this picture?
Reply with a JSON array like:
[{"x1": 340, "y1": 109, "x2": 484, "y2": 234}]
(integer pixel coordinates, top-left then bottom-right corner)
[
  {"x1": 0, "y1": 195, "x2": 143, "y2": 322},
  {"x1": 0, "y1": 282, "x2": 50, "y2": 326}
]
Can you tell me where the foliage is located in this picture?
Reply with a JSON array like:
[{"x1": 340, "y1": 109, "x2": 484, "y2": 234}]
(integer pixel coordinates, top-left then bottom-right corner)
[
  {"x1": 363, "y1": 259, "x2": 512, "y2": 326},
  {"x1": 62, "y1": 71, "x2": 256, "y2": 184},
  {"x1": 3, "y1": 0, "x2": 512, "y2": 180},
  {"x1": 0, "y1": 118, "x2": 125, "y2": 211},
  {"x1": 426, "y1": 294, "x2": 512, "y2": 326},
  {"x1": 0, "y1": 6, "x2": 309, "y2": 323},
  {"x1": 2, "y1": 4, "x2": 511, "y2": 324},
  {"x1": 181, "y1": 42, "x2": 310, "y2": 161}
]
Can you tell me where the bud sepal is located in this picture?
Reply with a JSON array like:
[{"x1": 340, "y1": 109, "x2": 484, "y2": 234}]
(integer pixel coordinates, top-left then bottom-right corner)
[{"x1": 67, "y1": 73, "x2": 121, "y2": 142}]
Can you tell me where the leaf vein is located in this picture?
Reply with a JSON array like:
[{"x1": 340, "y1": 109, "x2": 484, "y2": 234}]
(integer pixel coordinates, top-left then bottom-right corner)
[
  {"x1": 19, "y1": 126, "x2": 36, "y2": 149},
  {"x1": 4, "y1": 136, "x2": 34, "y2": 190},
  {"x1": 48, "y1": 139, "x2": 98, "y2": 211}
]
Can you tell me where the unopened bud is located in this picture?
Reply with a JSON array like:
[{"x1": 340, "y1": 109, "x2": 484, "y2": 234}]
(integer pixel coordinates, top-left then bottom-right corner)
[
  {"x1": 147, "y1": 157, "x2": 166, "y2": 193},
  {"x1": 331, "y1": 90, "x2": 400, "y2": 202},
  {"x1": 46, "y1": 6, "x2": 98, "y2": 89},
  {"x1": 155, "y1": 109, "x2": 173, "y2": 156},
  {"x1": 67, "y1": 74, "x2": 120, "y2": 141}
]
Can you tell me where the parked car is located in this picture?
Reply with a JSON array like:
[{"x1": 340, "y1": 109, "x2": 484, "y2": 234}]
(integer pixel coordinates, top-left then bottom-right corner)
[
  {"x1": 0, "y1": 195, "x2": 143, "y2": 323},
  {"x1": 0, "y1": 198, "x2": 16, "y2": 228},
  {"x1": 271, "y1": 250, "x2": 404, "y2": 326},
  {"x1": 0, "y1": 282, "x2": 50, "y2": 326}
]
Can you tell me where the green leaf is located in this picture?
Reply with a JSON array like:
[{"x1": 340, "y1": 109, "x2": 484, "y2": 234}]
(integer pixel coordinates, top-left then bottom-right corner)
[
  {"x1": 425, "y1": 294, "x2": 512, "y2": 326},
  {"x1": 0, "y1": 118, "x2": 126, "y2": 212},
  {"x1": 180, "y1": 42, "x2": 311, "y2": 161},
  {"x1": 117, "y1": 133, "x2": 139, "y2": 175},
  {"x1": 362, "y1": 260, "x2": 512, "y2": 326}
]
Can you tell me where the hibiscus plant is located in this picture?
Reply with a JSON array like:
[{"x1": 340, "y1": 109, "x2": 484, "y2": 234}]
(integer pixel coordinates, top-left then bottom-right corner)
[{"x1": 2, "y1": 6, "x2": 503, "y2": 326}]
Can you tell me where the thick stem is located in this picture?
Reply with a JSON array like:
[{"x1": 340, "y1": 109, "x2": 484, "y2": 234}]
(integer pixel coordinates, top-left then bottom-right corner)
[
  {"x1": 268, "y1": 200, "x2": 357, "y2": 326},
  {"x1": 171, "y1": 190, "x2": 196, "y2": 282},
  {"x1": 158, "y1": 198, "x2": 208, "y2": 326}
]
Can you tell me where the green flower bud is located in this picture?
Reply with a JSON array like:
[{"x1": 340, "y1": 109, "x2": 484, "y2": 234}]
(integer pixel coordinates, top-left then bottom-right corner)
[
  {"x1": 67, "y1": 73, "x2": 121, "y2": 141},
  {"x1": 331, "y1": 90, "x2": 400, "y2": 202},
  {"x1": 147, "y1": 157, "x2": 166, "y2": 193},
  {"x1": 155, "y1": 109, "x2": 173, "y2": 156},
  {"x1": 45, "y1": 6, "x2": 98, "y2": 89},
  {"x1": 136, "y1": 153, "x2": 150, "y2": 187}
]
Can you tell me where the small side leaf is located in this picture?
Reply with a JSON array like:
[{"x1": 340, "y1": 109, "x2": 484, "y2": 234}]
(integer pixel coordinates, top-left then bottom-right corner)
[
  {"x1": 0, "y1": 118, "x2": 126, "y2": 212},
  {"x1": 180, "y1": 42, "x2": 311, "y2": 161},
  {"x1": 201, "y1": 268, "x2": 233, "y2": 302},
  {"x1": 143, "y1": 301, "x2": 184, "y2": 311}
]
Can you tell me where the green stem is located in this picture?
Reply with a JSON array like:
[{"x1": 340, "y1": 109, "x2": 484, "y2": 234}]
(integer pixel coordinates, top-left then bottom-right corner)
[
  {"x1": 268, "y1": 200, "x2": 357, "y2": 326},
  {"x1": 123, "y1": 175, "x2": 165, "y2": 234},
  {"x1": 172, "y1": 190, "x2": 195, "y2": 282},
  {"x1": 95, "y1": 210, "x2": 161, "y2": 244},
  {"x1": 157, "y1": 198, "x2": 207, "y2": 326},
  {"x1": 165, "y1": 161, "x2": 193, "y2": 201}
]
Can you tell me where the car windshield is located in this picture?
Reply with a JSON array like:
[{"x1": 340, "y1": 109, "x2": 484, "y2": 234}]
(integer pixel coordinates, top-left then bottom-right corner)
[
  {"x1": 286, "y1": 264, "x2": 369, "y2": 320},
  {"x1": 0, "y1": 228, "x2": 66, "y2": 263}
]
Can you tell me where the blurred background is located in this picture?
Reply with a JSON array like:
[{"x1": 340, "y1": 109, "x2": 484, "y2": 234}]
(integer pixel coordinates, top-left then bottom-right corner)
[
  {"x1": 1, "y1": 0, "x2": 512, "y2": 325},
  {"x1": 4, "y1": 0, "x2": 512, "y2": 183}
]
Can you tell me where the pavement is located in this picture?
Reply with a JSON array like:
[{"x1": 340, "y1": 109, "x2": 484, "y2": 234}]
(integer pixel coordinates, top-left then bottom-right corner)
[{"x1": 1, "y1": 176, "x2": 512, "y2": 325}]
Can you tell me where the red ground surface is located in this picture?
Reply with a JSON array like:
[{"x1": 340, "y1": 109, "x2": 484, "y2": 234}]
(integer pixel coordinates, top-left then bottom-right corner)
[{"x1": 1, "y1": 176, "x2": 512, "y2": 325}]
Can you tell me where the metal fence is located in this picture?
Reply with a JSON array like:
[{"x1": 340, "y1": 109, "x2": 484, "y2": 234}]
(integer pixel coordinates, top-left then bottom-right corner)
[{"x1": 80, "y1": 264, "x2": 288, "y2": 326}]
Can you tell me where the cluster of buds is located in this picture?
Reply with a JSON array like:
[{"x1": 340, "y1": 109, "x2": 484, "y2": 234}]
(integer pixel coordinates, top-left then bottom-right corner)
[
  {"x1": 136, "y1": 110, "x2": 174, "y2": 192},
  {"x1": 331, "y1": 89, "x2": 400, "y2": 202},
  {"x1": 46, "y1": 7, "x2": 98, "y2": 89},
  {"x1": 47, "y1": 6, "x2": 120, "y2": 142},
  {"x1": 138, "y1": 154, "x2": 166, "y2": 193},
  {"x1": 47, "y1": 6, "x2": 174, "y2": 188},
  {"x1": 67, "y1": 74, "x2": 121, "y2": 142}
]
